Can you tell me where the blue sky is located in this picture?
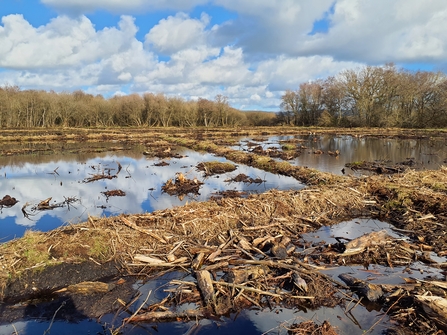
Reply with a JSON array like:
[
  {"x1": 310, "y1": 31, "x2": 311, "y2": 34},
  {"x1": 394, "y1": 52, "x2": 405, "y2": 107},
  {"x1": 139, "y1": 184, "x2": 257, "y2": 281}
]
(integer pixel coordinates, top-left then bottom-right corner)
[{"x1": 0, "y1": 0, "x2": 446, "y2": 111}]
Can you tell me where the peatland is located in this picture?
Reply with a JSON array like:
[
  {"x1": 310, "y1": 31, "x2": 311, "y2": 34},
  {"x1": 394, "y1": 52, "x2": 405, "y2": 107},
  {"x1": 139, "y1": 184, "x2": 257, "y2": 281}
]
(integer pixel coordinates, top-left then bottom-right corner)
[{"x1": 1, "y1": 126, "x2": 447, "y2": 334}]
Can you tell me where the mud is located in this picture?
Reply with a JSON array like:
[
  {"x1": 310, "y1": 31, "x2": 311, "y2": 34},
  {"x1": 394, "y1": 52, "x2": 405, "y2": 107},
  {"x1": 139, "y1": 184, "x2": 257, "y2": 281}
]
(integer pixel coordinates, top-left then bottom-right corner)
[
  {"x1": 2, "y1": 261, "x2": 121, "y2": 302},
  {"x1": 0, "y1": 260, "x2": 136, "y2": 325}
]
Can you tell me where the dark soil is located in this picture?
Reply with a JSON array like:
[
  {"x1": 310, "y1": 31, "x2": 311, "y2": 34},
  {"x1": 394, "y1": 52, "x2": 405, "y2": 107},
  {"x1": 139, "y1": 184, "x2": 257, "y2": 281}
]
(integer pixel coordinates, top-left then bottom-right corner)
[
  {"x1": 3, "y1": 261, "x2": 121, "y2": 303},
  {"x1": 0, "y1": 261, "x2": 136, "y2": 324}
]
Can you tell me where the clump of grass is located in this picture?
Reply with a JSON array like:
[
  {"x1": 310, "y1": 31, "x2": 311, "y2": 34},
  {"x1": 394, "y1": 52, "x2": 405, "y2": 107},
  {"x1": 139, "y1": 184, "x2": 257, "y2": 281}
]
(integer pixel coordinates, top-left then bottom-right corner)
[
  {"x1": 253, "y1": 156, "x2": 274, "y2": 171},
  {"x1": 1, "y1": 230, "x2": 52, "y2": 277},
  {"x1": 88, "y1": 235, "x2": 111, "y2": 260},
  {"x1": 281, "y1": 143, "x2": 296, "y2": 151},
  {"x1": 197, "y1": 161, "x2": 237, "y2": 175},
  {"x1": 194, "y1": 141, "x2": 219, "y2": 152}
]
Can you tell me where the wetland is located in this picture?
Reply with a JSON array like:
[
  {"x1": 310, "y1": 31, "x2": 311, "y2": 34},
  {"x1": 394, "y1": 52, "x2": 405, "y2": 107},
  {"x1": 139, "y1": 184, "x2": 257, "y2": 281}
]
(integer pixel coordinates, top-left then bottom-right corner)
[{"x1": 1, "y1": 127, "x2": 447, "y2": 335}]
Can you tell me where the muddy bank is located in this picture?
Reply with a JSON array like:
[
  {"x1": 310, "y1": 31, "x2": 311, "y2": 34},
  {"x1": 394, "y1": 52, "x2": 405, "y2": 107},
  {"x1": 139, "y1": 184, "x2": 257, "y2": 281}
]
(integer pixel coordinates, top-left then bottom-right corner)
[
  {"x1": 2, "y1": 261, "x2": 121, "y2": 303},
  {"x1": 0, "y1": 261, "x2": 136, "y2": 324}
]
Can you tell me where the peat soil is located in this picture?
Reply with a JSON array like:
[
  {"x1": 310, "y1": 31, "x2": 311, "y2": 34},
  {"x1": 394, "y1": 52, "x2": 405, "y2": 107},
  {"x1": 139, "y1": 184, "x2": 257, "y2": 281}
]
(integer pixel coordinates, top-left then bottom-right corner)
[{"x1": 0, "y1": 261, "x2": 137, "y2": 324}]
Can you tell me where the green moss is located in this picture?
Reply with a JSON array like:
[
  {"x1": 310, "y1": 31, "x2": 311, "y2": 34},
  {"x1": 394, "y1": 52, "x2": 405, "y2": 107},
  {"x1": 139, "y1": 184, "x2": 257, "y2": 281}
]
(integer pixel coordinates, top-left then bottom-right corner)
[
  {"x1": 88, "y1": 237, "x2": 110, "y2": 260},
  {"x1": 281, "y1": 143, "x2": 296, "y2": 151},
  {"x1": 20, "y1": 233, "x2": 51, "y2": 266},
  {"x1": 431, "y1": 183, "x2": 447, "y2": 192},
  {"x1": 254, "y1": 156, "x2": 274, "y2": 171}
]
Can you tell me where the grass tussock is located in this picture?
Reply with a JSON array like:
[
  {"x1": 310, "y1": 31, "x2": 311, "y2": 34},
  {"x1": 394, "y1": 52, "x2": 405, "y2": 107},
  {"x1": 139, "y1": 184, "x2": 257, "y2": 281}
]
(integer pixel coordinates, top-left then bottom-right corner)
[{"x1": 196, "y1": 161, "x2": 237, "y2": 175}]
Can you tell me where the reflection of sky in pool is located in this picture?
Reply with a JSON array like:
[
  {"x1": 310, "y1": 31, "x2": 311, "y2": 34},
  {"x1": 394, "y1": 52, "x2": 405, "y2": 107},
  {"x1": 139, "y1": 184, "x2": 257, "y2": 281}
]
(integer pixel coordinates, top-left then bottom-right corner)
[{"x1": 0, "y1": 148, "x2": 303, "y2": 241}]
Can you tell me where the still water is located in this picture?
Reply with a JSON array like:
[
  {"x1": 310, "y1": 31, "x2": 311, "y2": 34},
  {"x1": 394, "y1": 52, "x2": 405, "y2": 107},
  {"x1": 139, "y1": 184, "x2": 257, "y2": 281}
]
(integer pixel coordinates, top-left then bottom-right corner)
[
  {"x1": 2, "y1": 134, "x2": 446, "y2": 242},
  {"x1": 4, "y1": 219, "x2": 439, "y2": 335},
  {"x1": 234, "y1": 134, "x2": 447, "y2": 174},
  {"x1": 0, "y1": 145, "x2": 302, "y2": 242}
]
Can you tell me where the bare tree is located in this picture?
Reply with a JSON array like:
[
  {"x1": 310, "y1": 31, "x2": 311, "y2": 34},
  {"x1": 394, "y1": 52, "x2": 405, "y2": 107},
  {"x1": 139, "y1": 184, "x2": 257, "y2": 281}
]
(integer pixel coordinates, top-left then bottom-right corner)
[{"x1": 280, "y1": 90, "x2": 299, "y2": 125}]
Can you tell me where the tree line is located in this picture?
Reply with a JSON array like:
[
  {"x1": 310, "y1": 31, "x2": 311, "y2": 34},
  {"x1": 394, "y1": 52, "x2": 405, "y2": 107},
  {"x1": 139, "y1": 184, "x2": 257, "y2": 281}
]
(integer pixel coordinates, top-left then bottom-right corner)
[
  {"x1": 279, "y1": 64, "x2": 447, "y2": 128},
  {"x1": 2, "y1": 64, "x2": 446, "y2": 129},
  {"x1": 0, "y1": 87, "x2": 275, "y2": 128}
]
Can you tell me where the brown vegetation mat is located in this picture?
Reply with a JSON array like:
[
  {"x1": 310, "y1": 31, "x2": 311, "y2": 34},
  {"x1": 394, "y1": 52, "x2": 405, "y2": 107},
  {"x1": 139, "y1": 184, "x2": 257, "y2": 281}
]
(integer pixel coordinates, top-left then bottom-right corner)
[
  {"x1": 164, "y1": 135, "x2": 344, "y2": 186},
  {"x1": 0, "y1": 195, "x2": 19, "y2": 209},
  {"x1": 161, "y1": 172, "x2": 203, "y2": 198},
  {"x1": 250, "y1": 144, "x2": 303, "y2": 160},
  {"x1": 288, "y1": 320, "x2": 339, "y2": 335},
  {"x1": 345, "y1": 159, "x2": 416, "y2": 174},
  {"x1": 224, "y1": 173, "x2": 264, "y2": 184}
]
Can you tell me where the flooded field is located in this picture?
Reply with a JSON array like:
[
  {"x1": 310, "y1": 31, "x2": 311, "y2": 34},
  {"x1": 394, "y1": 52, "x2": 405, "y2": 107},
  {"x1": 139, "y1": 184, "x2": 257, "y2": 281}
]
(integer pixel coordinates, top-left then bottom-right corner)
[
  {"x1": 1, "y1": 128, "x2": 447, "y2": 335},
  {"x1": 0, "y1": 144, "x2": 302, "y2": 242},
  {"x1": 234, "y1": 134, "x2": 447, "y2": 174},
  {"x1": 2, "y1": 133, "x2": 445, "y2": 242}
]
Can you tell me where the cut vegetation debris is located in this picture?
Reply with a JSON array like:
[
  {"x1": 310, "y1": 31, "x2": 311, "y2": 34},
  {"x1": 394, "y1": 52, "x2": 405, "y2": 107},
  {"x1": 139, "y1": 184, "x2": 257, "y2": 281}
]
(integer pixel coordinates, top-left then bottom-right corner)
[{"x1": 161, "y1": 172, "x2": 203, "y2": 198}]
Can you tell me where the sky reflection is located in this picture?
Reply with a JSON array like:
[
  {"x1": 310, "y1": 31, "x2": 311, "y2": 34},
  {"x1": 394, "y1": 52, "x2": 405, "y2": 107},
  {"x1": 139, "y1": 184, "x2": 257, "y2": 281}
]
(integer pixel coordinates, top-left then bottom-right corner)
[
  {"x1": 0, "y1": 148, "x2": 303, "y2": 242},
  {"x1": 233, "y1": 134, "x2": 447, "y2": 175}
]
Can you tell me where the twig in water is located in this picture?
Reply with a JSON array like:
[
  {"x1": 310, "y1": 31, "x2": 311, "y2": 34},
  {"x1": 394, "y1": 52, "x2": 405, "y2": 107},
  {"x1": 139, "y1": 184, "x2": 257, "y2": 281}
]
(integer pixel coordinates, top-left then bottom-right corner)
[
  {"x1": 126, "y1": 289, "x2": 152, "y2": 322},
  {"x1": 43, "y1": 300, "x2": 66, "y2": 335},
  {"x1": 364, "y1": 294, "x2": 404, "y2": 334}
]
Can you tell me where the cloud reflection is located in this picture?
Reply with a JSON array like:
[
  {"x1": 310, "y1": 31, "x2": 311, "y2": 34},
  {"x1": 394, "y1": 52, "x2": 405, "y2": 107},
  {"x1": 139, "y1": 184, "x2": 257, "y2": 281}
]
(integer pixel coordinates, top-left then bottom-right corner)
[{"x1": 0, "y1": 148, "x2": 302, "y2": 241}]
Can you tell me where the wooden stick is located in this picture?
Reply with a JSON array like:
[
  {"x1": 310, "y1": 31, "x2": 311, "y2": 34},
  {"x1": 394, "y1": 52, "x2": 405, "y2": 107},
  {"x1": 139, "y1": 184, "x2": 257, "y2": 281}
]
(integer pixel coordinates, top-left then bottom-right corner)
[
  {"x1": 121, "y1": 217, "x2": 166, "y2": 243},
  {"x1": 127, "y1": 262, "x2": 189, "y2": 267},
  {"x1": 211, "y1": 280, "x2": 282, "y2": 298},
  {"x1": 125, "y1": 309, "x2": 203, "y2": 322},
  {"x1": 126, "y1": 289, "x2": 152, "y2": 322},
  {"x1": 229, "y1": 259, "x2": 348, "y2": 289}
]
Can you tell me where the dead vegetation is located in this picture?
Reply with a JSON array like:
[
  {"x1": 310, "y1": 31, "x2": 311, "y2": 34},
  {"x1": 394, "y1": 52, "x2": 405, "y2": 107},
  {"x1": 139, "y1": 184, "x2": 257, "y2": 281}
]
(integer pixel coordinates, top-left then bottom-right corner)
[
  {"x1": 161, "y1": 172, "x2": 203, "y2": 198},
  {"x1": 0, "y1": 195, "x2": 18, "y2": 209},
  {"x1": 21, "y1": 196, "x2": 79, "y2": 220},
  {"x1": 102, "y1": 189, "x2": 126, "y2": 199},
  {"x1": 83, "y1": 161, "x2": 122, "y2": 183},
  {"x1": 224, "y1": 173, "x2": 264, "y2": 184},
  {"x1": 288, "y1": 320, "x2": 339, "y2": 335}
]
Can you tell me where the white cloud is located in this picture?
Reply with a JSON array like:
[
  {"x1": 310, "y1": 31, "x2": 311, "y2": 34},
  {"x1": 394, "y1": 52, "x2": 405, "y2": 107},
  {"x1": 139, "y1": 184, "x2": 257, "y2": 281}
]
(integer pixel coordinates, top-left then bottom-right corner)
[
  {"x1": 256, "y1": 55, "x2": 361, "y2": 91},
  {"x1": 212, "y1": 0, "x2": 334, "y2": 55},
  {"x1": 0, "y1": 14, "x2": 158, "y2": 90},
  {"x1": 302, "y1": 0, "x2": 447, "y2": 63},
  {"x1": 1, "y1": 0, "x2": 446, "y2": 111},
  {"x1": 145, "y1": 12, "x2": 210, "y2": 54},
  {"x1": 0, "y1": 15, "x2": 142, "y2": 69}
]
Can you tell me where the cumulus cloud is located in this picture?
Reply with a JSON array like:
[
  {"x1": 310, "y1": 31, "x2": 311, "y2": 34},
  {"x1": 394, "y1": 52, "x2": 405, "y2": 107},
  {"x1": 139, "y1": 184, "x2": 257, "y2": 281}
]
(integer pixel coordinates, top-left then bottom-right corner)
[
  {"x1": 302, "y1": 0, "x2": 447, "y2": 63},
  {"x1": 145, "y1": 12, "x2": 210, "y2": 54},
  {"x1": 0, "y1": 14, "x2": 157, "y2": 90},
  {"x1": 212, "y1": 0, "x2": 334, "y2": 56},
  {"x1": 0, "y1": 14, "x2": 141, "y2": 69}
]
